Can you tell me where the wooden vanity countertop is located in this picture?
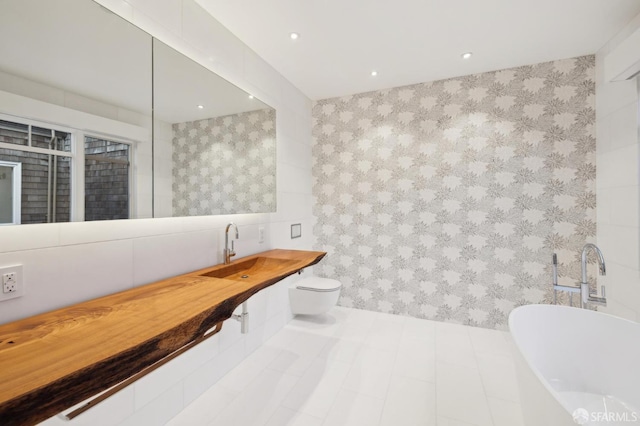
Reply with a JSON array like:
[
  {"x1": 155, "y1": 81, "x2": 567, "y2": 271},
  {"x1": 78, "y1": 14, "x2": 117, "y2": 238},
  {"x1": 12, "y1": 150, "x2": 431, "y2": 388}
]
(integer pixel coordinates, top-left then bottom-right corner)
[{"x1": 0, "y1": 249, "x2": 326, "y2": 425}]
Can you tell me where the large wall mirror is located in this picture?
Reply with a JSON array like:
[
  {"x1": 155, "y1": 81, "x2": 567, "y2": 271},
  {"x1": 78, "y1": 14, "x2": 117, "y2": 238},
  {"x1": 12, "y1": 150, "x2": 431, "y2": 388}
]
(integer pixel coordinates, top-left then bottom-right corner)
[{"x1": 0, "y1": 0, "x2": 276, "y2": 226}]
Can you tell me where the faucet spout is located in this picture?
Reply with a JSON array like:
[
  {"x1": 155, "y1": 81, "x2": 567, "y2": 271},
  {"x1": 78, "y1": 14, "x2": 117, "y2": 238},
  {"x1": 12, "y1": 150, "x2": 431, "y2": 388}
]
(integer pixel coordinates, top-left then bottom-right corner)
[
  {"x1": 581, "y1": 243, "x2": 606, "y2": 281},
  {"x1": 580, "y1": 243, "x2": 606, "y2": 308},
  {"x1": 224, "y1": 223, "x2": 239, "y2": 265}
]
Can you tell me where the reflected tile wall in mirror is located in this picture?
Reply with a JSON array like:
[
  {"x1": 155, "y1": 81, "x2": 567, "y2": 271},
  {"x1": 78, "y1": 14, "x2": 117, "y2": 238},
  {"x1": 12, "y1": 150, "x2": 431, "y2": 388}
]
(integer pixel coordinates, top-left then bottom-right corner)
[
  {"x1": 171, "y1": 109, "x2": 276, "y2": 215},
  {"x1": 152, "y1": 39, "x2": 277, "y2": 217}
]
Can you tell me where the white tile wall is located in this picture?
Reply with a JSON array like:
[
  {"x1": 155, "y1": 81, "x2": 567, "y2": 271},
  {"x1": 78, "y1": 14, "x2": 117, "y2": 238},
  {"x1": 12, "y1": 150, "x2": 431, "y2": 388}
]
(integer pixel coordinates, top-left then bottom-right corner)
[
  {"x1": 126, "y1": 0, "x2": 183, "y2": 36},
  {"x1": 0, "y1": 0, "x2": 313, "y2": 424},
  {"x1": 596, "y1": 11, "x2": 640, "y2": 321},
  {"x1": 182, "y1": 1, "x2": 246, "y2": 79},
  {"x1": 0, "y1": 240, "x2": 135, "y2": 322},
  {"x1": 120, "y1": 383, "x2": 185, "y2": 426},
  {"x1": 39, "y1": 388, "x2": 136, "y2": 426}
]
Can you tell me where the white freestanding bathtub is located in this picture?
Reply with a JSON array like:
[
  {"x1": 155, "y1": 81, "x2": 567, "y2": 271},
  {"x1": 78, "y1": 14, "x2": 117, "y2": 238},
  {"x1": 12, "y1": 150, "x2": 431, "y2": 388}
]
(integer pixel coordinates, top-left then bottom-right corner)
[{"x1": 509, "y1": 305, "x2": 640, "y2": 426}]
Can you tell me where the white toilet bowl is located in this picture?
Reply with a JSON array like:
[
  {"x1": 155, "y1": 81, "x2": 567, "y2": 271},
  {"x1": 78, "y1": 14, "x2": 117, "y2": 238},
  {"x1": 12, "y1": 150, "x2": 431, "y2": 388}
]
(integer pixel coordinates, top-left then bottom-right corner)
[{"x1": 289, "y1": 276, "x2": 342, "y2": 315}]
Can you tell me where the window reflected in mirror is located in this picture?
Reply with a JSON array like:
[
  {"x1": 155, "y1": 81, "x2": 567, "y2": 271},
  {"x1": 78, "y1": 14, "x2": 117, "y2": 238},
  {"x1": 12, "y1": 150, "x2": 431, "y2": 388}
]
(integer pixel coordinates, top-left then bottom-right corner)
[
  {"x1": 0, "y1": 162, "x2": 20, "y2": 225},
  {"x1": 0, "y1": 118, "x2": 72, "y2": 224},
  {"x1": 84, "y1": 137, "x2": 131, "y2": 221}
]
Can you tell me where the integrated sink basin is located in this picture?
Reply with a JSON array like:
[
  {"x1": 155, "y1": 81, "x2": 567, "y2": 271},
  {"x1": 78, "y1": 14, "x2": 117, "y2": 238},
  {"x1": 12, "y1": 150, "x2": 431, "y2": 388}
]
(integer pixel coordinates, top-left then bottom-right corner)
[{"x1": 200, "y1": 257, "x2": 299, "y2": 281}]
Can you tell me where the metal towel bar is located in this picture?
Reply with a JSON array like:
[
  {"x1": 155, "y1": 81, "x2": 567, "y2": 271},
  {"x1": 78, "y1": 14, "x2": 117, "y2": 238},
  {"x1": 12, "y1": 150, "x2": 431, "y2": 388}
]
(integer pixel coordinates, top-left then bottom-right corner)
[{"x1": 58, "y1": 321, "x2": 223, "y2": 421}]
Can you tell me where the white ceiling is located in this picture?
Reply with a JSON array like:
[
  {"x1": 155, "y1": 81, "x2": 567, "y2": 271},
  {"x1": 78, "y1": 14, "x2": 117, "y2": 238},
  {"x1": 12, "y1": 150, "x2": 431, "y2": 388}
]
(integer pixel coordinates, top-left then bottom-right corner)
[{"x1": 196, "y1": 0, "x2": 640, "y2": 100}]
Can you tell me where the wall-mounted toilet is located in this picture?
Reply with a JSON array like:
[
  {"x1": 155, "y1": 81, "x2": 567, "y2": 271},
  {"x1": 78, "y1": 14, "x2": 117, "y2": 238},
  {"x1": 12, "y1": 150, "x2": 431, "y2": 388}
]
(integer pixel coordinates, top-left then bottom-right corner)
[{"x1": 289, "y1": 276, "x2": 342, "y2": 315}]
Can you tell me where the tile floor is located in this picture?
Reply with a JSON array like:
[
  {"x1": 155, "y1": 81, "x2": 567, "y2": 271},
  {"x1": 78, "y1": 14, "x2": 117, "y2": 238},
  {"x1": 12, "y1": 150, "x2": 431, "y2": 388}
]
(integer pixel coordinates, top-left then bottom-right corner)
[{"x1": 167, "y1": 307, "x2": 524, "y2": 426}]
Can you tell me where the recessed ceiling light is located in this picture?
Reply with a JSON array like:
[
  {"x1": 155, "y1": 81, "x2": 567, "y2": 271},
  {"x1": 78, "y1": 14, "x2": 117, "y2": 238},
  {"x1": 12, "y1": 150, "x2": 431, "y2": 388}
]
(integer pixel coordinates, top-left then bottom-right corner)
[
  {"x1": 197, "y1": 105, "x2": 204, "y2": 109},
  {"x1": 248, "y1": 95, "x2": 254, "y2": 99},
  {"x1": 461, "y1": 52, "x2": 473, "y2": 59},
  {"x1": 371, "y1": 70, "x2": 378, "y2": 76},
  {"x1": 290, "y1": 32, "x2": 299, "y2": 40}
]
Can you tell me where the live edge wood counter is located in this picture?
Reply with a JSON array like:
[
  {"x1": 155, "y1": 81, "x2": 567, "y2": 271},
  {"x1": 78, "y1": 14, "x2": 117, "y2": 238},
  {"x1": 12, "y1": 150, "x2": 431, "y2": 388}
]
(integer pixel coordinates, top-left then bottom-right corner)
[{"x1": 0, "y1": 249, "x2": 326, "y2": 425}]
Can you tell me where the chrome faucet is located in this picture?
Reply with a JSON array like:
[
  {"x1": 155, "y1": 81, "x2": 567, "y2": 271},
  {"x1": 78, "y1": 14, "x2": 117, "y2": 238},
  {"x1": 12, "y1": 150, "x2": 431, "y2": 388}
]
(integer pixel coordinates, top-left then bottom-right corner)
[
  {"x1": 224, "y1": 222, "x2": 239, "y2": 264},
  {"x1": 551, "y1": 244, "x2": 607, "y2": 309},
  {"x1": 580, "y1": 243, "x2": 606, "y2": 308}
]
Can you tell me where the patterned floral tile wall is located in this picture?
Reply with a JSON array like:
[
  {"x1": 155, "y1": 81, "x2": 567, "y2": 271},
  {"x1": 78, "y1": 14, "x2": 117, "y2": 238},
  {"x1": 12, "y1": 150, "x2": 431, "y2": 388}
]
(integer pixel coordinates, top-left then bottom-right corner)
[
  {"x1": 312, "y1": 56, "x2": 596, "y2": 329},
  {"x1": 172, "y1": 108, "x2": 276, "y2": 216}
]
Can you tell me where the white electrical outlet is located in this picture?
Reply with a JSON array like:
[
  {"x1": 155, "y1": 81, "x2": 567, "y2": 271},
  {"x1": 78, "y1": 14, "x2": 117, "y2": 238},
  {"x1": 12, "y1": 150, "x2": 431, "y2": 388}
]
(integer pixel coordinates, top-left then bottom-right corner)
[
  {"x1": 0, "y1": 265, "x2": 23, "y2": 301},
  {"x1": 3, "y1": 273, "x2": 16, "y2": 293},
  {"x1": 258, "y1": 226, "x2": 265, "y2": 244}
]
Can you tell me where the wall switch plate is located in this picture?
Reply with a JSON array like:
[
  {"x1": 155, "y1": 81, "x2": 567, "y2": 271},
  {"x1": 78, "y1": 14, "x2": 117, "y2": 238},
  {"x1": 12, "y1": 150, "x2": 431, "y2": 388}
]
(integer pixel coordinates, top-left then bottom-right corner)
[
  {"x1": 0, "y1": 265, "x2": 23, "y2": 301},
  {"x1": 291, "y1": 223, "x2": 302, "y2": 239},
  {"x1": 258, "y1": 226, "x2": 265, "y2": 244}
]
